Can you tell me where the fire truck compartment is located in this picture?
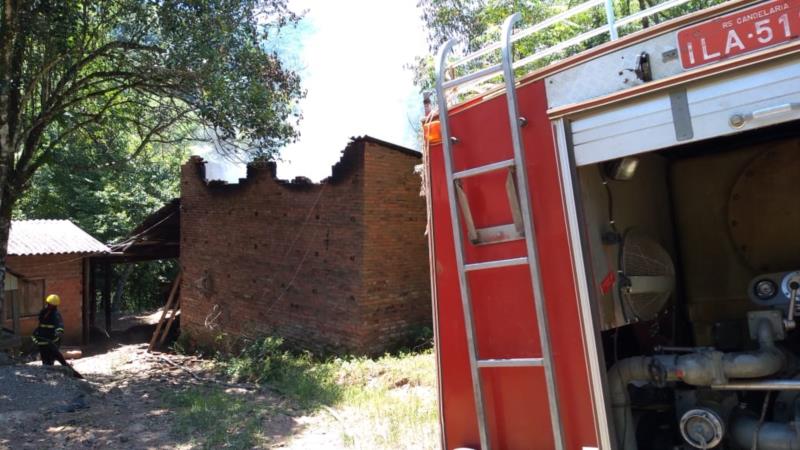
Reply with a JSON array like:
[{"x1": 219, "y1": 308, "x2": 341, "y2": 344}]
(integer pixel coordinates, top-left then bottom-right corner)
[{"x1": 574, "y1": 108, "x2": 800, "y2": 449}]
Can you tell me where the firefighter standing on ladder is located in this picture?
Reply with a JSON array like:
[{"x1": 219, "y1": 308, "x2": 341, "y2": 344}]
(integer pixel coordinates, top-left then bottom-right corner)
[{"x1": 32, "y1": 294, "x2": 82, "y2": 378}]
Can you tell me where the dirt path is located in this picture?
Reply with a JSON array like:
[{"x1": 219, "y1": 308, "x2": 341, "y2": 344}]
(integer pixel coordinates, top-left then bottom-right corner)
[
  {"x1": 1, "y1": 345, "x2": 196, "y2": 449},
  {"x1": 0, "y1": 344, "x2": 329, "y2": 450},
  {"x1": 1, "y1": 344, "x2": 439, "y2": 449}
]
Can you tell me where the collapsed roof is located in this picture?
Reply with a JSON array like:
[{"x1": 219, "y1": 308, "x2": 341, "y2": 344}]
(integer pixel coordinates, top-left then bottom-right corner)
[{"x1": 106, "y1": 199, "x2": 180, "y2": 262}]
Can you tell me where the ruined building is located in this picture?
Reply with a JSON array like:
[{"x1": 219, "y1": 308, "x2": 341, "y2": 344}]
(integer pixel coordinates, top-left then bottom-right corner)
[{"x1": 179, "y1": 136, "x2": 431, "y2": 355}]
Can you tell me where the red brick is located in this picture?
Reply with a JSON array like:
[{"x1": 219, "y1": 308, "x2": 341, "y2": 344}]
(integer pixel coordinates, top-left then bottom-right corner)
[
  {"x1": 180, "y1": 138, "x2": 431, "y2": 355},
  {"x1": 3, "y1": 254, "x2": 84, "y2": 345}
]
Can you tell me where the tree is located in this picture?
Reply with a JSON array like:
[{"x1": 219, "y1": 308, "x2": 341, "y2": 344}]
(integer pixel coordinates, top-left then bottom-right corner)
[
  {"x1": 418, "y1": 0, "x2": 489, "y2": 53},
  {"x1": 16, "y1": 129, "x2": 186, "y2": 243},
  {"x1": 0, "y1": 0, "x2": 304, "y2": 322},
  {"x1": 15, "y1": 123, "x2": 187, "y2": 312}
]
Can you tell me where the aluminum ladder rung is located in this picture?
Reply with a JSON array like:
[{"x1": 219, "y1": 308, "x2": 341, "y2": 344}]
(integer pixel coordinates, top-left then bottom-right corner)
[
  {"x1": 477, "y1": 358, "x2": 543, "y2": 368},
  {"x1": 453, "y1": 159, "x2": 516, "y2": 180},
  {"x1": 464, "y1": 256, "x2": 528, "y2": 272},
  {"x1": 443, "y1": 63, "x2": 503, "y2": 89}
]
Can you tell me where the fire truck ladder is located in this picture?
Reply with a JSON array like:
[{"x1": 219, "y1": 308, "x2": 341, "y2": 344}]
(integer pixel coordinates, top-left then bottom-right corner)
[
  {"x1": 435, "y1": 1, "x2": 707, "y2": 448},
  {"x1": 434, "y1": 13, "x2": 564, "y2": 450}
]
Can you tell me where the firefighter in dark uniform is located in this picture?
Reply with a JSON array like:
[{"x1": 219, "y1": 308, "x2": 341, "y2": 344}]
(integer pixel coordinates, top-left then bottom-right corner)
[{"x1": 32, "y1": 294, "x2": 68, "y2": 366}]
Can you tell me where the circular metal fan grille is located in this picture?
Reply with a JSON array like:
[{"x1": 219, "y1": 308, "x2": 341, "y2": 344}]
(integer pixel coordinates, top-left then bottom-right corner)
[{"x1": 621, "y1": 232, "x2": 675, "y2": 321}]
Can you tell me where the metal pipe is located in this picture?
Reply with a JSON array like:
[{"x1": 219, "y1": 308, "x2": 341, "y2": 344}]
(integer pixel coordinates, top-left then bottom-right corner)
[
  {"x1": 785, "y1": 284, "x2": 799, "y2": 330},
  {"x1": 722, "y1": 319, "x2": 784, "y2": 380},
  {"x1": 512, "y1": 25, "x2": 611, "y2": 70},
  {"x1": 448, "y1": 0, "x2": 605, "y2": 67},
  {"x1": 608, "y1": 319, "x2": 784, "y2": 449},
  {"x1": 464, "y1": 256, "x2": 528, "y2": 272},
  {"x1": 654, "y1": 345, "x2": 712, "y2": 353},
  {"x1": 730, "y1": 414, "x2": 800, "y2": 450},
  {"x1": 712, "y1": 380, "x2": 800, "y2": 391},
  {"x1": 477, "y1": 357, "x2": 543, "y2": 368},
  {"x1": 442, "y1": 63, "x2": 502, "y2": 89},
  {"x1": 608, "y1": 357, "x2": 650, "y2": 450},
  {"x1": 615, "y1": 0, "x2": 697, "y2": 28},
  {"x1": 603, "y1": 0, "x2": 618, "y2": 40}
]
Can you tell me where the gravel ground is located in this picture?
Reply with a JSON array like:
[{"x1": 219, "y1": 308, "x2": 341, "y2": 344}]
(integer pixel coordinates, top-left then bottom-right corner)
[
  {"x1": 0, "y1": 364, "x2": 92, "y2": 416},
  {"x1": 0, "y1": 344, "x2": 205, "y2": 449},
  {"x1": 0, "y1": 344, "x2": 344, "y2": 449},
  {"x1": 0, "y1": 362, "x2": 95, "y2": 446}
]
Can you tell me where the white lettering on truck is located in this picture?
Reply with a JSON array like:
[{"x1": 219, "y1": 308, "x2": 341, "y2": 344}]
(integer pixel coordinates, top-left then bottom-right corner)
[{"x1": 725, "y1": 29, "x2": 746, "y2": 53}]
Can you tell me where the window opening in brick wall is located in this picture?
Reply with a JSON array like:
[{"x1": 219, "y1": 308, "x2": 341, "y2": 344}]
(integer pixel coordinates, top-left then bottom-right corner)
[{"x1": 4, "y1": 278, "x2": 45, "y2": 320}]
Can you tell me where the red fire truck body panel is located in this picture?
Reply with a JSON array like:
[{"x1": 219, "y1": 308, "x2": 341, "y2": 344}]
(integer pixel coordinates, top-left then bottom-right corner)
[
  {"x1": 429, "y1": 80, "x2": 598, "y2": 449},
  {"x1": 427, "y1": 1, "x2": 800, "y2": 449}
]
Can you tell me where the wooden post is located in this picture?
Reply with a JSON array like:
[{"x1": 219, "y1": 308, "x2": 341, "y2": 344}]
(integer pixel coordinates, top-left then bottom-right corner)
[
  {"x1": 11, "y1": 294, "x2": 19, "y2": 336},
  {"x1": 149, "y1": 273, "x2": 181, "y2": 352},
  {"x1": 159, "y1": 297, "x2": 181, "y2": 346},
  {"x1": 82, "y1": 258, "x2": 90, "y2": 344},
  {"x1": 89, "y1": 260, "x2": 96, "y2": 331},
  {"x1": 103, "y1": 261, "x2": 112, "y2": 335}
]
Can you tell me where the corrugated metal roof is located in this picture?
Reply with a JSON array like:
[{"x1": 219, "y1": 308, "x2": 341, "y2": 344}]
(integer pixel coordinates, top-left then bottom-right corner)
[{"x1": 8, "y1": 220, "x2": 109, "y2": 256}]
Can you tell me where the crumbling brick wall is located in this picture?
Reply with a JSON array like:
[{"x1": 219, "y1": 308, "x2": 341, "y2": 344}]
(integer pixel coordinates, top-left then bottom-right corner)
[
  {"x1": 180, "y1": 138, "x2": 430, "y2": 355},
  {"x1": 4, "y1": 254, "x2": 84, "y2": 344}
]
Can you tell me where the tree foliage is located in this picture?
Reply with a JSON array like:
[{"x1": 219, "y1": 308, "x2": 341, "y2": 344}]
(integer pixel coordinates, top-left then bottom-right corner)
[
  {"x1": 413, "y1": 0, "x2": 725, "y2": 93},
  {"x1": 14, "y1": 125, "x2": 185, "y2": 311},
  {"x1": 16, "y1": 133, "x2": 185, "y2": 243},
  {"x1": 0, "y1": 0, "x2": 304, "y2": 320}
]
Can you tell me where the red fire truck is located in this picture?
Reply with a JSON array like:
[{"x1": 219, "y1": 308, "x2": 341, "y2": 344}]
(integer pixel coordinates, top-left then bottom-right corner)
[{"x1": 423, "y1": 0, "x2": 800, "y2": 448}]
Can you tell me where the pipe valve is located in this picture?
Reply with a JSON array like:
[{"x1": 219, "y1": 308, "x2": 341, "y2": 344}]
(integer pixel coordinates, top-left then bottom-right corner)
[{"x1": 680, "y1": 408, "x2": 724, "y2": 449}]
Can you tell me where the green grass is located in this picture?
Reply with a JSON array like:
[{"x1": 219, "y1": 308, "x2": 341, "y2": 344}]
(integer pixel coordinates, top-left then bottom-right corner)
[
  {"x1": 166, "y1": 336, "x2": 440, "y2": 449},
  {"x1": 332, "y1": 351, "x2": 439, "y2": 449},
  {"x1": 164, "y1": 387, "x2": 267, "y2": 450},
  {"x1": 218, "y1": 336, "x2": 341, "y2": 408}
]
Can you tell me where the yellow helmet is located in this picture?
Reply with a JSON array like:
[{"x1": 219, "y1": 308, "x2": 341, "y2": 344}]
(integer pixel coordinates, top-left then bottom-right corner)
[{"x1": 45, "y1": 294, "x2": 60, "y2": 306}]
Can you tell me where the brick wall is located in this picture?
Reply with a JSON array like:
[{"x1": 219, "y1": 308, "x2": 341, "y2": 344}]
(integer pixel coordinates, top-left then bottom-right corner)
[
  {"x1": 4, "y1": 254, "x2": 84, "y2": 344},
  {"x1": 361, "y1": 142, "x2": 431, "y2": 353},
  {"x1": 180, "y1": 147, "x2": 365, "y2": 354},
  {"x1": 180, "y1": 138, "x2": 430, "y2": 355}
]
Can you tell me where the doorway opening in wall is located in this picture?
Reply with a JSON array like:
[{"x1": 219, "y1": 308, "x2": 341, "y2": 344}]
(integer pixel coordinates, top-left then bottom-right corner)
[{"x1": 574, "y1": 119, "x2": 800, "y2": 450}]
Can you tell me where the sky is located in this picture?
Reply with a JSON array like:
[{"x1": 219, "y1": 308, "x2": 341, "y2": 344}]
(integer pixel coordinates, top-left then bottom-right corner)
[{"x1": 199, "y1": 0, "x2": 429, "y2": 183}]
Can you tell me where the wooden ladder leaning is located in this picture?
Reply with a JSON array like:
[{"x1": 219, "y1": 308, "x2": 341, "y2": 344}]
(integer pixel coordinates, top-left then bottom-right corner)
[{"x1": 148, "y1": 273, "x2": 182, "y2": 352}]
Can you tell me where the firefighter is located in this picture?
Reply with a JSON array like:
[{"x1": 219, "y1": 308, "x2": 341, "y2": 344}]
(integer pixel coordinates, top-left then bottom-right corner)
[{"x1": 31, "y1": 294, "x2": 81, "y2": 378}]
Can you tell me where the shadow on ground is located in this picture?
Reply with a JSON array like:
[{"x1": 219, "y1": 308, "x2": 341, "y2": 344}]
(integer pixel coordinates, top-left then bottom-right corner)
[{"x1": 0, "y1": 344, "x2": 310, "y2": 450}]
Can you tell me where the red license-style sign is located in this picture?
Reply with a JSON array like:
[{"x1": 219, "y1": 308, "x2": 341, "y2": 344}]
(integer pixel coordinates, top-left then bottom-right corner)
[{"x1": 677, "y1": 0, "x2": 800, "y2": 69}]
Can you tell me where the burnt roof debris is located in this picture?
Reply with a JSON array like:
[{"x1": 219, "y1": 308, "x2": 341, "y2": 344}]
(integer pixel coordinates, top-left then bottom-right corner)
[
  {"x1": 188, "y1": 135, "x2": 420, "y2": 190},
  {"x1": 105, "y1": 138, "x2": 418, "y2": 262},
  {"x1": 106, "y1": 199, "x2": 180, "y2": 262},
  {"x1": 326, "y1": 137, "x2": 364, "y2": 184}
]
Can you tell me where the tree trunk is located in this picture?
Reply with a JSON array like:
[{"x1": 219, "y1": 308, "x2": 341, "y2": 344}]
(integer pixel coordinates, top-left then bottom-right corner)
[
  {"x1": 0, "y1": 189, "x2": 15, "y2": 331},
  {"x1": 0, "y1": 1, "x2": 20, "y2": 331}
]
